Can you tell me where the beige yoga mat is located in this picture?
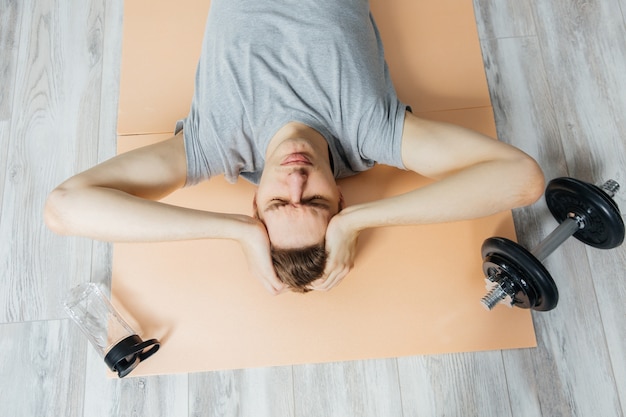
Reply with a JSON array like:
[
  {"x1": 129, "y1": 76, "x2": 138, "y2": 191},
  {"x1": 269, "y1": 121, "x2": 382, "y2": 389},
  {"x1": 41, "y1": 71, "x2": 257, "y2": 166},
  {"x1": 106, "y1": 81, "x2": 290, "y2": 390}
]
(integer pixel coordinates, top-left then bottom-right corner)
[{"x1": 112, "y1": 0, "x2": 537, "y2": 376}]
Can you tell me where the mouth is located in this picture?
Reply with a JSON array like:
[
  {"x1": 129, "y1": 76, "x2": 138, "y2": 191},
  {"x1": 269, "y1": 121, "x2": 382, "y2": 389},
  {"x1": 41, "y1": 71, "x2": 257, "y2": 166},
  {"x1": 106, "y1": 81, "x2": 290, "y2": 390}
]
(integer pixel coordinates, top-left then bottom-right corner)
[{"x1": 281, "y1": 153, "x2": 312, "y2": 166}]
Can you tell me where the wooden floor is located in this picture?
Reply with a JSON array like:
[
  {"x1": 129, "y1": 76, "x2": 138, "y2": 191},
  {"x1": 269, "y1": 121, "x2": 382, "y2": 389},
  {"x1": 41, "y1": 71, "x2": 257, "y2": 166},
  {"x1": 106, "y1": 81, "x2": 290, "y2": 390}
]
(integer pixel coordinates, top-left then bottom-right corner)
[{"x1": 1, "y1": 0, "x2": 625, "y2": 415}]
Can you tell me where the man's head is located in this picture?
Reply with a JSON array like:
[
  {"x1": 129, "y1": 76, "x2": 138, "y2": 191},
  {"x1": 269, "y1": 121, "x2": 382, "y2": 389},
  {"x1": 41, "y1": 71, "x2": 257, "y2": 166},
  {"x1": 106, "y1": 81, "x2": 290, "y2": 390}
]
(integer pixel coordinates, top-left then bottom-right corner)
[{"x1": 254, "y1": 123, "x2": 344, "y2": 291}]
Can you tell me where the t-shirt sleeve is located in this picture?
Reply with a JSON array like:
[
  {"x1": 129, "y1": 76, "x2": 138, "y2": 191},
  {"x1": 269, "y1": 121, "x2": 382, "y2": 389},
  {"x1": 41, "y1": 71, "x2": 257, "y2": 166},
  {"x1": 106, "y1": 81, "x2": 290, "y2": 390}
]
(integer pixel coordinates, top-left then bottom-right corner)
[
  {"x1": 358, "y1": 97, "x2": 409, "y2": 170},
  {"x1": 177, "y1": 113, "x2": 213, "y2": 188}
]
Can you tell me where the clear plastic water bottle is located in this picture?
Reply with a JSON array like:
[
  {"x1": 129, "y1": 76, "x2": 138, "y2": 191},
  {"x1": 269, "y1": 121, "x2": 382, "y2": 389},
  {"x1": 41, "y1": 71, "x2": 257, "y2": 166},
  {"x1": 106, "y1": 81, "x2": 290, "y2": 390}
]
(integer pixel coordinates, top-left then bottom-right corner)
[{"x1": 64, "y1": 282, "x2": 160, "y2": 378}]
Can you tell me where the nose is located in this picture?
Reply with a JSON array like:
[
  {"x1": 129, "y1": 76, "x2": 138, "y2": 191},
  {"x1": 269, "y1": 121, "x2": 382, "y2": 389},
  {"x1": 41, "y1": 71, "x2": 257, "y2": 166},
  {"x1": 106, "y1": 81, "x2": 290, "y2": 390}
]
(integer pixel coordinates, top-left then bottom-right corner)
[{"x1": 287, "y1": 170, "x2": 307, "y2": 203}]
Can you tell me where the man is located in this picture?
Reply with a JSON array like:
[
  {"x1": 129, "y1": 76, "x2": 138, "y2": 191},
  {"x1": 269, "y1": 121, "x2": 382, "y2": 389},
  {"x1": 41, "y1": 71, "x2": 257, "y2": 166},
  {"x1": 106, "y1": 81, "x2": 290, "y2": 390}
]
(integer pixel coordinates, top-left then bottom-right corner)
[{"x1": 44, "y1": 0, "x2": 545, "y2": 295}]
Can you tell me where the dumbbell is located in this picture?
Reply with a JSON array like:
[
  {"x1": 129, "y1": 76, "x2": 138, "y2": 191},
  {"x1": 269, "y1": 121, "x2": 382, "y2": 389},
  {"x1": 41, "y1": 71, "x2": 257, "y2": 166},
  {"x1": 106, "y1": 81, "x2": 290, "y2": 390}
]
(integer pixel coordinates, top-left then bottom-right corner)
[{"x1": 480, "y1": 177, "x2": 625, "y2": 311}]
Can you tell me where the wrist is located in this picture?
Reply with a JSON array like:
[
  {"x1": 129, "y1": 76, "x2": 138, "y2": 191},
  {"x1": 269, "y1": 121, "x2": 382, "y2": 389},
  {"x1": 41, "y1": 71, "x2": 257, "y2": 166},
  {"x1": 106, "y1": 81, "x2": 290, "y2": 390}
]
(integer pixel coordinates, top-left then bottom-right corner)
[
  {"x1": 333, "y1": 207, "x2": 364, "y2": 237},
  {"x1": 227, "y1": 214, "x2": 265, "y2": 243}
]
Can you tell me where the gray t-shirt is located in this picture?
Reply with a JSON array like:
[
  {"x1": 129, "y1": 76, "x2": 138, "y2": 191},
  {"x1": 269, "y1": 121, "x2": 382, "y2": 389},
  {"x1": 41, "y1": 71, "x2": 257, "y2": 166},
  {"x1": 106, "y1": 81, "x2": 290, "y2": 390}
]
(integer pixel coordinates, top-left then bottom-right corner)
[{"x1": 179, "y1": 0, "x2": 408, "y2": 185}]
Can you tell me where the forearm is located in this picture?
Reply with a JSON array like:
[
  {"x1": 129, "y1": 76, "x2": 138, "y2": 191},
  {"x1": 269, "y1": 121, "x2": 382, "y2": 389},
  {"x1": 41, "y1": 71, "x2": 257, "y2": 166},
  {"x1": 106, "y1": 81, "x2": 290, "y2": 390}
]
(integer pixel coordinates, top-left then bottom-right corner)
[
  {"x1": 44, "y1": 185, "x2": 253, "y2": 242},
  {"x1": 338, "y1": 156, "x2": 544, "y2": 233}
]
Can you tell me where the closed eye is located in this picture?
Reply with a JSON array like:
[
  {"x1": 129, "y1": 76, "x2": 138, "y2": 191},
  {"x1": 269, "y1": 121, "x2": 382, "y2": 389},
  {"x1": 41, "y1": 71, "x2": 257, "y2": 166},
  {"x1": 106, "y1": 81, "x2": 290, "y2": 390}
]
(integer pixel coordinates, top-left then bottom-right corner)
[
  {"x1": 265, "y1": 195, "x2": 331, "y2": 211},
  {"x1": 304, "y1": 195, "x2": 331, "y2": 209},
  {"x1": 269, "y1": 198, "x2": 289, "y2": 209}
]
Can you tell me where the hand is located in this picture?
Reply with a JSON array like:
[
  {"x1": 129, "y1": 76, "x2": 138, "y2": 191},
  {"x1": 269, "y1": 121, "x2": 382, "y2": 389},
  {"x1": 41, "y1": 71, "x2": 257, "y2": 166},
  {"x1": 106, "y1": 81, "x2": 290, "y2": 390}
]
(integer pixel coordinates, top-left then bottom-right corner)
[
  {"x1": 309, "y1": 212, "x2": 359, "y2": 291},
  {"x1": 237, "y1": 218, "x2": 287, "y2": 295}
]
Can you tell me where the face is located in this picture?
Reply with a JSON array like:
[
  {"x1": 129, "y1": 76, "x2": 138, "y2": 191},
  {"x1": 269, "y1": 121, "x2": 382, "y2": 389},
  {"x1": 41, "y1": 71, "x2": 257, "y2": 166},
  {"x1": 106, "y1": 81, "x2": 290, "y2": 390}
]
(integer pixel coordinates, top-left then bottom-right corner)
[{"x1": 255, "y1": 137, "x2": 343, "y2": 249}]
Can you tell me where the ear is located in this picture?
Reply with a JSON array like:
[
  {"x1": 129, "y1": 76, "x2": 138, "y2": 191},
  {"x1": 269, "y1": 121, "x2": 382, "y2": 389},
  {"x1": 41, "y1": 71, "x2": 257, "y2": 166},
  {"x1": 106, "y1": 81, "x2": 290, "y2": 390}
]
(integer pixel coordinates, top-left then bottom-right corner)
[
  {"x1": 252, "y1": 192, "x2": 260, "y2": 219},
  {"x1": 337, "y1": 186, "x2": 346, "y2": 211}
]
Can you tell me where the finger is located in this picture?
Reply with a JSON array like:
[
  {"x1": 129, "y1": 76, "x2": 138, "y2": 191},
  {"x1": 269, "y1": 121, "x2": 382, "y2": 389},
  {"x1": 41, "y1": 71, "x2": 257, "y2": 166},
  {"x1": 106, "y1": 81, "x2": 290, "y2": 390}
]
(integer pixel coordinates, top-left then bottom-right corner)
[
  {"x1": 269, "y1": 277, "x2": 287, "y2": 294},
  {"x1": 314, "y1": 277, "x2": 341, "y2": 291},
  {"x1": 309, "y1": 270, "x2": 335, "y2": 289},
  {"x1": 263, "y1": 281, "x2": 286, "y2": 295},
  {"x1": 268, "y1": 280, "x2": 287, "y2": 295},
  {"x1": 312, "y1": 267, "x2": 348, "y2": 291},
  {"x1": 322, "y1": 271, "x2": 347, "y2": 290},
  {"x1": 308, "y1": 277, "x2": 326, "y2": 291},
  {"x1": 276, "y1": 286, "x2": 290, "y2": 295},
  {"x1": 255, "y1": 271, "x2": 286, "y2": 295},
  {"x1": 268, "y1": 277, "x2": 288, "y2": 293},
  {"x1": 256, "y1": 264, "x2": 286, "y2": 292},
  {"x1": 311, "y1": 268, "x2": 339, "y2": 290}
]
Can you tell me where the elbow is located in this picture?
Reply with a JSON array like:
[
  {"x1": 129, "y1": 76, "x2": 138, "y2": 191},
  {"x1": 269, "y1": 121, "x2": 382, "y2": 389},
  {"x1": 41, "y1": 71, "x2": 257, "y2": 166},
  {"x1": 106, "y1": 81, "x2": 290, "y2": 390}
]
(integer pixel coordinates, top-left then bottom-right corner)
[{"x1": 44, "y1": 186, "x2": 74, "y2": 235}]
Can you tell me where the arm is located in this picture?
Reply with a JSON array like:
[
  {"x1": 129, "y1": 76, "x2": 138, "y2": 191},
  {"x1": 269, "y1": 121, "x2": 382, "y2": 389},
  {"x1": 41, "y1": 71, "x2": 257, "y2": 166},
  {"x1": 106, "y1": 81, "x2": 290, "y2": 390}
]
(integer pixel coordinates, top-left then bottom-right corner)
[
  {"x1": 313, "y1": 111, "x2": 545, "y2": 290},
  {"x1": 44, "y1": 133, "x2": 286, "y2": 294}
]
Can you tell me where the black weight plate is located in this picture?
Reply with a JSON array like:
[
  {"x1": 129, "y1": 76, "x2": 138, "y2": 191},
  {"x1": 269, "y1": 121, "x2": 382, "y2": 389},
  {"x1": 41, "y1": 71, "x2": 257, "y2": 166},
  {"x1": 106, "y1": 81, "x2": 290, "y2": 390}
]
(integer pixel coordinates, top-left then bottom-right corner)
[
  {"x1": 545, "y1": 177, "x2": 625, "y2": 249},
  {"x1": 482, "y1": 237, "x2": 559, "y2": 311}
]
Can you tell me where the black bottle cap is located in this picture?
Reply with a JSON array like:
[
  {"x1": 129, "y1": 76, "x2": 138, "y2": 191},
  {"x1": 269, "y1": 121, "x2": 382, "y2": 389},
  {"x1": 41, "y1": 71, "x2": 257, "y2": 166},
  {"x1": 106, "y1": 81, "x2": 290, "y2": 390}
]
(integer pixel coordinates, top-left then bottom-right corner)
[{"x1": 103, "y1": 335, "x2": 160, "y2": 378}]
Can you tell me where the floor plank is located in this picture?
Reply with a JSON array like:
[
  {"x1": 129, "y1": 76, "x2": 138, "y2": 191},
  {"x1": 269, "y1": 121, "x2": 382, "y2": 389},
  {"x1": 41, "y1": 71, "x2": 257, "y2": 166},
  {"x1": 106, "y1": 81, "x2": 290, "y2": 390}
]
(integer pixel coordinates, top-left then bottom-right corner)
[
  {"x1": 473, "y1": 0, "x2": 536, "y2": 39},
  {"x1": 0, "y1": 0, "x2": 21, "y2": 122},
  {"x1": 530, "y1": 0, "x2": 626, "y2": 182},
  {"x1": 292, "y1": 360, "x2": 403, "y2": 417},
  {"x1": 589, "y1": 247, "x2": 626, "y2": 413},
  {"x1": 189, "y1": 367, "x2": 295, "y2": 417},
  {"x1": 0, "y1": 0, "x2": 21, "y2": 279},
  {"x1": 0, "y1": 119, "x2": 10, "y2": 216},
  {"x1": 98, "y1": 0, "x2": 123, "y2": 157},
  {"x1": 0, "y1": 320, "x2": 86, "y2": 417},
  {"x1": 0, "y1": 0, "x2": 21, "y2": 207},
  {"x1": 398, "y1": 352, "x2": 513, "y2": 417}
]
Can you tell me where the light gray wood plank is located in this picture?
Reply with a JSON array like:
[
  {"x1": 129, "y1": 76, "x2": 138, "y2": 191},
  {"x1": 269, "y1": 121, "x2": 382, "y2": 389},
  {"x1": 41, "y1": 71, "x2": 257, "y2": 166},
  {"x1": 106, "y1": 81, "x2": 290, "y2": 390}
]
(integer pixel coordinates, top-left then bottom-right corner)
[
  {"x1": 0, "y1": 0, "x2": 22, "y2": 232},
  {"x1": 83, "y1": 344, "x2": 189, "y2": 417},
  {"x1": 398, "y1": 352, "x2": 513, "y2": 417},
  {"x1": 98, "y1": 0, "x2": 122, "y2": 154},
  {"x1": 496, "y1": 348, "x2": 544, "y2": 417},
  {"x1": 293, "y1": 360, "x2": 403, "y2": 417},
  {"x1": 0, "y1": 0, "x2": 21, "y2": 121},
  {"x1": 0, "y1": 319, "x2": 86, "y2": 417},
  {"x1": 588, "y1": 246, "x2": 626, "y2": 415},
  {"x1": 0, "y1": 121, "x2": 9, "y2": 200},
  {"x1": 472, "y1": 0, "x2": 536, "y2": 40},
  {"x1": 189, "y1": 367, "x2": 295, "y2": 417},
  {"x1": 530, "y1": 0, "x2": 626, "y2": 183},
  {"x1": 0, "y1": 0, "x2": 106, "y2": 322},
  {"x1": 0, "y1": 120, "x2": 10, "y2": 216}
]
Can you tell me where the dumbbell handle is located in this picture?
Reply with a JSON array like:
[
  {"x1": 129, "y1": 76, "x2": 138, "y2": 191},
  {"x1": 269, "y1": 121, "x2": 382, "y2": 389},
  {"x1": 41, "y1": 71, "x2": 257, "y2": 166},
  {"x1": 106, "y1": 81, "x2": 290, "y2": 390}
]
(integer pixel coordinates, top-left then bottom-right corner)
[{"x1": 530, "y1": 217, "x2": 581, "y2": 261}]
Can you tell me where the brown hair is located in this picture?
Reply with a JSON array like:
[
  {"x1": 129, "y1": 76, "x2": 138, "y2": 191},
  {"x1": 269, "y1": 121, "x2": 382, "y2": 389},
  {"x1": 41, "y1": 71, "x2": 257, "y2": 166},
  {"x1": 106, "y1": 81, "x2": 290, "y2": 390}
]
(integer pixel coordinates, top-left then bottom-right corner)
[{"x1": 271, "y1": 243, "x2": 328, "y2": 293}]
